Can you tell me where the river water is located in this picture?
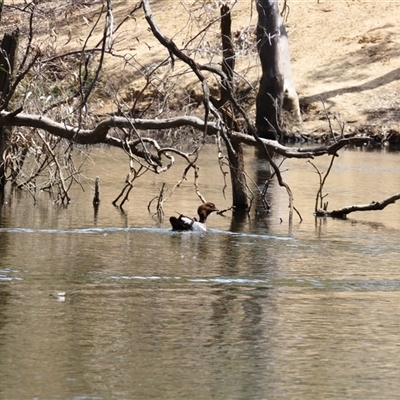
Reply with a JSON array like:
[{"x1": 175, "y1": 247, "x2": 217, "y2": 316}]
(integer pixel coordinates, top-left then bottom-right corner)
[{"x1": 1, "y1": 145, "x2": 400, "y2": 399}]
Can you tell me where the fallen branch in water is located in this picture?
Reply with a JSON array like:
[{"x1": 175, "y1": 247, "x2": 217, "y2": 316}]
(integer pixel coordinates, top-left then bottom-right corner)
[
  {"x1": 0, "y1": 110, "x2": 372, "y2": 160},
  {"x1": 315, "y1": 193, "x2": 400, "y2": 218}
]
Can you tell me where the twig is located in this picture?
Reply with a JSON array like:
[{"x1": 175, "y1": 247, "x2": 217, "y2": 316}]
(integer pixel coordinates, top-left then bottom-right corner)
[
  {"x1": 194, "y1": 165, "x2": 206, "y2": 203},
  {"x1": 148, "y1": 181, "x2": 167, "y2": 221},
  {"x1": 37, "y1": 131, "x2": 70, "y2": 204},
  {"x1": 308, "y1": 153, "x2": 337, "y2": 213}
]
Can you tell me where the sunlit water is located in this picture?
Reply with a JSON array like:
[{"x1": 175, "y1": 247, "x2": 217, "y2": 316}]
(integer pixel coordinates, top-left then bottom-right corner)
[{"x1": 1, "y1": 145, "x2": 400, "y2": 399}]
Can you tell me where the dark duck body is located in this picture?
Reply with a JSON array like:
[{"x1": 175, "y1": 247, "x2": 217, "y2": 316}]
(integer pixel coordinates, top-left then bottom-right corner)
[{"x1": 169, "y1": 202, "x2": 219, "y2": 232}]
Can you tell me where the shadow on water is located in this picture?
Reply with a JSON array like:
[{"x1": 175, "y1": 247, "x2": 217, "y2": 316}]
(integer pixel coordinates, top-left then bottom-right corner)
[{"x1": 229, "y1": 208, "x2": 249, "y2": 232}]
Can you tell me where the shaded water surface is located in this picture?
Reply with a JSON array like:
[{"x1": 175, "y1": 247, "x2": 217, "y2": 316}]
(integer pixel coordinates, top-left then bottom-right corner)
[{"x1": 1, "y1": 146, "x2": 400, "y2": 399}]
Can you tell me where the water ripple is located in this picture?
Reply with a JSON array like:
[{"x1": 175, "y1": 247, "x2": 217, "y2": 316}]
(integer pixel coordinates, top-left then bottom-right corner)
[
  {"x1": 0, "y1": 269, "x2": 22, "y2": 282},
  {"x1": 101, "y1": 273, "x2": 400, "y2": 292},
  {"x1": 108, "y1": 274, "x2": 271, "y2": 287},
  {"x1": 0, "y1": 226, "x2": 295, "y2": 241}
]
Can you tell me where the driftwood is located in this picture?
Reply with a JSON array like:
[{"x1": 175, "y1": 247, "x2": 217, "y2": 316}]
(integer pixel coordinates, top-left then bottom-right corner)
[{"x1": 316, "y1": 193, "x2": 400, "y2": 218}]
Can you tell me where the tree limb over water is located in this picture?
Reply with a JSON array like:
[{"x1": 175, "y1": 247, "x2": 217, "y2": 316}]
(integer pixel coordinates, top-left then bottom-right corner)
[
  {"x1": 316, "y1": 193, "x2": 400, "y2": 218},
  {"x1": 0, "y1": 110, "x2": 372, "y2": 160}
]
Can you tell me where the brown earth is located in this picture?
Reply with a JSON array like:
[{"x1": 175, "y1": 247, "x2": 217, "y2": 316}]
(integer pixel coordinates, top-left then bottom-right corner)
[
  {"x1": 287, "y1": 0, "x2": 400, "y2": 142},
  {"x1": 2, "y1": 0, "x2": 400, "y2": 143}
]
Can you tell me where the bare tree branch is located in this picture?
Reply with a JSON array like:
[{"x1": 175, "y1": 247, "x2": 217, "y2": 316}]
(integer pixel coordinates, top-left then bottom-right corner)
[
  {"x1": 142, "y1": 0, "x2": 212, "y2": 140},
  {"x1": 0, "y1": 110, "x2": 372, "y2": 158},
  {"x1": 308, "y1": 154, "x2": 336, "y2": 213},
  {"x1": 316, "y1": 193, "x2": 400, "y2": 218}
]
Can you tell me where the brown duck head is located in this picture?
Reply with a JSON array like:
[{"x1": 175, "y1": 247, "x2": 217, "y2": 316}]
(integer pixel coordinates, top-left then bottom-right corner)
[{"x1": 197, "y1": 202, "x2": 219, "y2": 223}]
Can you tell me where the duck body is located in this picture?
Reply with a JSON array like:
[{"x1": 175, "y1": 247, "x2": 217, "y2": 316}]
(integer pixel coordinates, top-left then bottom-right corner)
[
  {"x1": 169, "y1": 215, "x2": 206, "y2": 232},
  {"x1": 170, "y1": 202, "x2": 218, "y2": 232}
]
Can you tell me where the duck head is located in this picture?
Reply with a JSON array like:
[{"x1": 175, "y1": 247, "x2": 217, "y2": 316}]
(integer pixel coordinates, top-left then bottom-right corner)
[{"x1": 197, "y1": 202, "x2": 219, "y2": 223}]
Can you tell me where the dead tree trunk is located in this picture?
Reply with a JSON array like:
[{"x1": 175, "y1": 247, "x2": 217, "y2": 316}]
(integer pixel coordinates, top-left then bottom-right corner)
[
  {"x1": 217, "y1": 5, "x2": 249, "y2": 210},
  {"x1": 226, "y1": 139, "x2": 248, "y2": 209},
  {"x1": 255, "y1": 0, "x2": 284, "y2": 141},
  {"x1": 219, "y1": 5, "x2": 235, "y2": 108},
  {"x1": 0, "y1": 29, "x2": 19, "y2": 190}
]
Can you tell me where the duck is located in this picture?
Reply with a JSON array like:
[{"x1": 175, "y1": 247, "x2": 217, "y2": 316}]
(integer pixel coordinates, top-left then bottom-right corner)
[{"x1": 169, "y1": 202, "x2": 219, "y2": 232}]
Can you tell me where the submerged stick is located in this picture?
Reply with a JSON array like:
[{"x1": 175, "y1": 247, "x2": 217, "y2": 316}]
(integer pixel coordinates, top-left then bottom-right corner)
[{"x1": 93, "y1": 176, "x2": 100, "y2": 206}]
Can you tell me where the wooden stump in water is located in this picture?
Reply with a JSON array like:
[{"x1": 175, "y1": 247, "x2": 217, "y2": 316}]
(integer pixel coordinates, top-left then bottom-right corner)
[{"x1": 93, "y1": 176, "x2": 100, "y2": 206}]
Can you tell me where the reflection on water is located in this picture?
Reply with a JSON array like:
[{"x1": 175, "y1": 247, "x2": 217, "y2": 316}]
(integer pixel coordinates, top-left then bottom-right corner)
[{"x1": 1, "y1": 147, "x2": 400, "y2": 399}]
